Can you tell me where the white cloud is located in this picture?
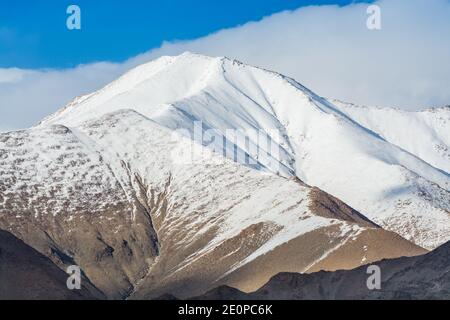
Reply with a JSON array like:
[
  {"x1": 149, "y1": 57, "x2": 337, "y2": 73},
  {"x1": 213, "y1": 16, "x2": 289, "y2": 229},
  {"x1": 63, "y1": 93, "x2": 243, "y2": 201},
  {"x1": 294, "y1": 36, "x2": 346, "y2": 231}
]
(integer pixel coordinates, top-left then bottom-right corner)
[
  {"x1": 0, "y1": 68, "x2": 33, "y2": 84},
  {"x1": 0, "y1": 62, "x2": 127, "y2": 130},
  {"x1": 1, "y1": 0, "x2": 449, "y2": 131}
]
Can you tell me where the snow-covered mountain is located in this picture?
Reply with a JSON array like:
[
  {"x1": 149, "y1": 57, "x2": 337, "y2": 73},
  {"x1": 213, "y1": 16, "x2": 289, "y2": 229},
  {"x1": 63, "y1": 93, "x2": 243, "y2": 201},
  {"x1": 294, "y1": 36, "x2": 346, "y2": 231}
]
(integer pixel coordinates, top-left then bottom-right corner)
[
  {"x1": 0, "y1": 52, "x2": 447, "y2": 298},
  {"x1": 331, "y1": 99, "x2": 450, "y2": 174},
  {"x1": 40, "y1": 52, "x2": 450, "y2": 250}
]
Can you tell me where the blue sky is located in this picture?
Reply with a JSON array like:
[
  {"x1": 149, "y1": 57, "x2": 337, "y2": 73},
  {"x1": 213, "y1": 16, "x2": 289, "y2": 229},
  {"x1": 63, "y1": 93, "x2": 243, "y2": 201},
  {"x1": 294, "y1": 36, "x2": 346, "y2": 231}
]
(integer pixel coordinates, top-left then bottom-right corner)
[
  {"x1": 0, "y1": 0, "x2": 366, "y2": 68},
  {"x1": 1, "y1": 0, "x2": 450, "y2": 132}
]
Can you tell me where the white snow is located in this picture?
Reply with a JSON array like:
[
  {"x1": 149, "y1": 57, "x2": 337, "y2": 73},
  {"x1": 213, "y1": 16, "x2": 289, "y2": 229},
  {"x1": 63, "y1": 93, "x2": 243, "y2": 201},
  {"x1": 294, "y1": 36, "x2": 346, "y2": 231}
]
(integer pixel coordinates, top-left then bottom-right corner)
[
  {"x1": 33, "y1": 52, "x2": 450, "y2": 250},
  {"x1": 332, "y1": 100, "x2": 450, "y2": 174}
]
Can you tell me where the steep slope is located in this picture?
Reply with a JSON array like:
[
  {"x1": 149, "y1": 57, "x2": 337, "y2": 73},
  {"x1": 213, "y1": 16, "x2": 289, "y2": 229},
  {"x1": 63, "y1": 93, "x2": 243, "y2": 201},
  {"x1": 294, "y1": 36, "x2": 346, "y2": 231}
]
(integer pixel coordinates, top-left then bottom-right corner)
[
  {"x1": 0, "y1": 124, "x2": 160, "y2": 299},
  {"x1": 0, "y1": 229, "x2": 103, "y2": 300},
  {"x1": 332, "y1": 100, "x2": 450, "y2": 174},
  {"x1": 1, "y1": 52, "x2": 446, "y2": 299},
  {"x1": 39, "y1": 52, "x2": 450, "y2": 250},
  {"x1": 0, "y1": 109, "x2": 424, "y2": 299},
  {"x1": 195, "y1": 240, "x2": 450, "y2": 300}
]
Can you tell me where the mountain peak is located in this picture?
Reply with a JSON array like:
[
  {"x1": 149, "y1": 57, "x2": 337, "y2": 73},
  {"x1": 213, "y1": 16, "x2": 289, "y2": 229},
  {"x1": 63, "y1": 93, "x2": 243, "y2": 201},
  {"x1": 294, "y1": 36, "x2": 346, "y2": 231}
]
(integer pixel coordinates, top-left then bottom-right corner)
[
  {"x1": 34, "y1": 53, "x2": 450, "y2": 251},
  {"x1": 1, "y1": 53, "x2": 450, "y2": 299}
]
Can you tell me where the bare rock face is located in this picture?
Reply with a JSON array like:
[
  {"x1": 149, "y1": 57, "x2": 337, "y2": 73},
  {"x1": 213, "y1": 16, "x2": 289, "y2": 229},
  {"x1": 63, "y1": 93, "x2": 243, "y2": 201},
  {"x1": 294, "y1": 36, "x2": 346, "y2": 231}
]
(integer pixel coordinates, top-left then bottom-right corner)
[
  {"x1": 193, "y1": 240, "x2": 450, "y2": 300},
  {"x1": 308, "y1": 187, "x2": 378, "y2": 227},
  {"x1": 0, "y1": 230, "x2": 103, "y2": 300}
]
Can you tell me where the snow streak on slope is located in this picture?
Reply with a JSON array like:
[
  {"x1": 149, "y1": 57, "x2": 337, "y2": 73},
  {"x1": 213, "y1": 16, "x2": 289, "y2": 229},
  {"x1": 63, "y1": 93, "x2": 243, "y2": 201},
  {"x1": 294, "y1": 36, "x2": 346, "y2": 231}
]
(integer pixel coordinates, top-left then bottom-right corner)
[
  {"x1": 76, "y1": 110, "x2": 339, "y2": 259},
  {"x1": 331, "y1": 100, "x2": 450, "y2": 174},
  {"x1": 39, "y1": 52, "x2": 450, "y2": 250},
  {"x1": 0, "y1": 125, "x2": 126, "y2": 218}
]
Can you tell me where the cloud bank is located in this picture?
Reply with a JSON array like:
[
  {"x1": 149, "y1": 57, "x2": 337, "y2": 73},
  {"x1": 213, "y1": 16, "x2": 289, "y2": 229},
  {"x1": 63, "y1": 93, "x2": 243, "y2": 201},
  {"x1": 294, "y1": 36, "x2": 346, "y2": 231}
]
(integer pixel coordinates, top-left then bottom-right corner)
[{"x1": 1, "y1": 0, "x2": 450, "y2": 131}]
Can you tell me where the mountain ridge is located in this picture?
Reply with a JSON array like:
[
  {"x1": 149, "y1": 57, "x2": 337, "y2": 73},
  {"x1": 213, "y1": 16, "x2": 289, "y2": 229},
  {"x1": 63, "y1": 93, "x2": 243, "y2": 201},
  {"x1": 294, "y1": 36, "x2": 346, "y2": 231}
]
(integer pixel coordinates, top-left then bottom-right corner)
[
  {"x1": 0, "y1": 229, "x2": 104, "y2": 300},
  {"x1": 35, "y1": 52, "x2": 450, "y2": 249},
  {"x1": 192, "y1": 240, "x2": 450, "y2": 300},
  {"x1": 0, "y1": 52, "x2": 447, "y2": 299}
]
